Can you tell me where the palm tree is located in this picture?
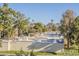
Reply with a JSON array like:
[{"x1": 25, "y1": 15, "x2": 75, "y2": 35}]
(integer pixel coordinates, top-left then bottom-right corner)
[
  {"x1": 0, "y1": 24, "x2": 3, "y2": 38},
  {"x1": 59, "y1": 9, "x2": 75, "y2": 48},
  {"x1": 0, "y1": 3, "x2": 17, "y2": 50},
  {"x1": 0, "y1": 24, "x2": 4, "y2": 47},
  {"x1": 7, "y1": 28, "x2": 15, "y2": 50},
  {"x1": 72, "y1": 16, "x2": 79, "y2": 51},
  {"x1": 15, "y1": 12, "x2": 29, "y2": 36}
]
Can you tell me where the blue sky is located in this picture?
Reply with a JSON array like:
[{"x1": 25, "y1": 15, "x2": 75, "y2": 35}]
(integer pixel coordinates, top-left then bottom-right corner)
[{"x1": 0, "y1": 3, "x2": 79, "y2": 24}]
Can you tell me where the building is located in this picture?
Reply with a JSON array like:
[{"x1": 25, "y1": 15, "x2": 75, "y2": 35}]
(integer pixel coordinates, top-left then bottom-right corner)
[
  {"x1": 28, "y1": 31, "x2": 64, "y2": 52},
  {"x1": 0, "y1": 31, "x2": 64, "y2": 52}
]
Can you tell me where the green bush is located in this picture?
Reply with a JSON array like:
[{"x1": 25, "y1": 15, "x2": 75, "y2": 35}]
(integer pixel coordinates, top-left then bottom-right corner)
[
  {"x1": 15, "y1": 49, "x2": 28, "y2": 56},
  {"x1": 29, "y1": 50, "x2": 35, "y2": 56}
]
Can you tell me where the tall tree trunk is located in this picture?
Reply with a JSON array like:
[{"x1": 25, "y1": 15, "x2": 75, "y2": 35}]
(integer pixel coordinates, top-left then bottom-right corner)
[
  {"x1": 67, "y1": 38, "x2": 70, "y2": 49},
  {"x1": 78, "y1": 44, "x2": 79, "y2": 53},
  {"x1": 8, "y1": 39, "x2": 12, "y2": 51},
  {"x1": 64, "y1": 37, "x2": 67, "y2": 48},
  {"x1": 18, "y1": 28, "x2": 22, "y2": 36},
  {"x1": 0, "y1": 31, "x2": 1, "y2": 39},
  {"x1": 67, "y1": 33, "x2": 70, "y2": 49}
]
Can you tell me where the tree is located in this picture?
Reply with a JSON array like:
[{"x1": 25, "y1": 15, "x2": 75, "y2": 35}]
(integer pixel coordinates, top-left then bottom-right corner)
[
  {"x1": 0, "y1": 3, "x2": 17, "y2": 50},
  {"x1": 0, "y1": 23, "x2": 3, "y2": 47},
  {"x1": 15, "y1": 12, "x2": 29, "y2": 36},
  {"x1": 47, "y1": 19, "x2": 57, "y2": 32},
  {"x1": 33, "y1": 22, "x2": 45, "y2": 33},
  {"x1": 59, "y1": 9, "x2": 75, "y2": 48},
  {"x1": 0, "y1": 3, "x2": 16, "y2": 38},
  {"x1": 72, "y1": 16, "x2": 79, "y2": 50},
  {"x1": 0, "y1": 23, "x2": 4, "y2": 38}
]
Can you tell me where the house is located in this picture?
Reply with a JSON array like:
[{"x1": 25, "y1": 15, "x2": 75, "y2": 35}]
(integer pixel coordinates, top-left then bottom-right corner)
[{"x1": 28, "y1": 31, "x2": 64, "y2": 52}]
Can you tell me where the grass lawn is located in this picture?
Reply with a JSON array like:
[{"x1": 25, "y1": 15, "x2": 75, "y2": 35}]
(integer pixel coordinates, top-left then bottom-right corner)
[{"x1": 0, "y1": 49, "x2": 79, "y2": 56}]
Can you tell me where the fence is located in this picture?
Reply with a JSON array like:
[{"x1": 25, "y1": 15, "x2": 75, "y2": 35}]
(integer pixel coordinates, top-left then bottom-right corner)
[
  {"x1": 0, "y1": 40, "x2": 64, "y2": 53},
  {"x1": 0, "y1": 40, "x2": 32, "y2": 51}
]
